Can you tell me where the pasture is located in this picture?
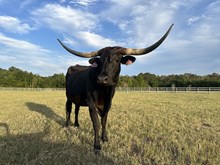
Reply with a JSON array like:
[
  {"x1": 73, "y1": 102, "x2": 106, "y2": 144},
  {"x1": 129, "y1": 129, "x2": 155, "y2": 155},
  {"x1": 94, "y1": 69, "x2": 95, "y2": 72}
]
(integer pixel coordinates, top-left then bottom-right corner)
[{"x1": 0, "y1": 91, "x2": 219, "y2": 164}]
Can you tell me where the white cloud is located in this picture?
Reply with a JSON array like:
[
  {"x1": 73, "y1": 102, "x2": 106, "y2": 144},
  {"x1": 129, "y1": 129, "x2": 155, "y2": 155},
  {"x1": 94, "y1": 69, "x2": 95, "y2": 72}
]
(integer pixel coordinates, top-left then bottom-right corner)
[
  {"x1": 100, "y1": 0, "x2": 137, "y2": 22},
  {"x1": 76, "y1": 31, "x2": 122, "y2": 48},
  {"x1": 62, "y1": 36, "x2": 78, "y2": 47},
  {"x1": 187, "y1": 16, "x2": 202, "y2": 25},
  {"x1": 0, "y1": 33, "x2": 49, "y2": 53},
  {"x1": 70, "y1": 0, "x2": 98, "y2": 6},
  {"x1": 59, "y1": 0, "x2": 66, "y2": 3},
  {"x1": 31, "y1": 3, "x2": 127, "y2": 50},
  {"x1": 32, "y1": 3, "x2": 98, "y2": 33},
  {"x1": 169, "y1": 0, "x2": 201, "y2": 9},
  {"x1": 207, "y1": 0, "x2": 220, "y2": 13},
  {"x1": 20, "y1": 0, "x2": 35, "y2": 9},
  {"x1": 0, "y1": 33, "x2": 74, "y2": 75},
  {"x1": 0, "y1": 33, "x2": 54, "y2": 73},
  {"x1": 0, "y1": 16, "x2": 34, "y2": 34},
  {"x1": 100, "y1": 1, "x2": 174, "y2": 48},
  {"x1": 0, "y1": 55, "x2": 21, "y2": 63},
  {"x1": 187, "y1": 1, "x2": 220, "y2": 42}
]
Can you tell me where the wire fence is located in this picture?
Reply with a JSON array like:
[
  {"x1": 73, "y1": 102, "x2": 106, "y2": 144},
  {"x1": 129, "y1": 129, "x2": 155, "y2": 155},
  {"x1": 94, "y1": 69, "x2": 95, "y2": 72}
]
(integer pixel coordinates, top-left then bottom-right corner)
[
  {"x1": 1, "y1": 87, "x2": 220, "y2": 93},
  {"x1": 116, "y1": 87, "x2": 220, "y2": 93},
  {"x1": 0, "y1": 87, "x2": 65, "y2": 91}
]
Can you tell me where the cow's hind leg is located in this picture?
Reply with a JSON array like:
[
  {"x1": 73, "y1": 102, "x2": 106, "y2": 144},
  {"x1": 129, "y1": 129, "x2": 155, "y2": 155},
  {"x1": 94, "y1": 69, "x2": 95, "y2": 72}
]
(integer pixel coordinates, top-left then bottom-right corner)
[
  {"x1": 65, "y1": 99, "x2": 72, "y2": 127},
  {"x1": 74, "y1": 105, "x2": 80, "y2": 128}
]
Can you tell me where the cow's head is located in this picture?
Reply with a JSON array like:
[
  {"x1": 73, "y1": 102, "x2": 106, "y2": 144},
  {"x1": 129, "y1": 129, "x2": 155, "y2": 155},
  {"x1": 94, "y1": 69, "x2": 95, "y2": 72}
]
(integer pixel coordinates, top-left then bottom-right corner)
[
  {"x1": 58, "y1": 24, "x2": 173, "y2": 86},
  {"x1": 86, "y1": 47, "x2": 137, "y2": 85}
]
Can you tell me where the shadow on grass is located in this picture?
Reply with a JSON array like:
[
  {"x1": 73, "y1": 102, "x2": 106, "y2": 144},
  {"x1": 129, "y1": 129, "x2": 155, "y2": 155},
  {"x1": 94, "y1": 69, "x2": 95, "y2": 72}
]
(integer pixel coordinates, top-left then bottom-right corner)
[
  {"x1": 25, "y1": 102, "x2": 65, "y2": 126},
  {"x1": 0, "y1": 121, "x2": 116, "y2": 164}
]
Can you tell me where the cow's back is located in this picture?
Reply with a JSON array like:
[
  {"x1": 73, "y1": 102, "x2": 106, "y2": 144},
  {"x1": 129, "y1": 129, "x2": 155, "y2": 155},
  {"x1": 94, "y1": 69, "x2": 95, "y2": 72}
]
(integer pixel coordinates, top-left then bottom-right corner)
[
  {"x1": 66, "y1": 65, "x2": 92, "y2": 106},
  {"x1": 66, "y1": 65, "x2": 91, "y2": 80}
]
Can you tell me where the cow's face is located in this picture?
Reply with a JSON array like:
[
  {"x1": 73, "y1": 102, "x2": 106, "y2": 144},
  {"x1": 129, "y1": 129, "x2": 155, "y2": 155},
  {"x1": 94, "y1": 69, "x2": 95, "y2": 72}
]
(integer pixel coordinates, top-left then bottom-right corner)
[{"x1": 89, "y1": 47, "x2": 136, "y2": 86}]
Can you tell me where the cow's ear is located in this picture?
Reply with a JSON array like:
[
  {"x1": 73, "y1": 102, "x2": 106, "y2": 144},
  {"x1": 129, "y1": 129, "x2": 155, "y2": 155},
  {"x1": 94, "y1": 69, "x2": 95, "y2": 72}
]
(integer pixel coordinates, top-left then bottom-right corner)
[
  {"x1": 121, "y1": 56, "x2": 136, "y2": 65},
  {"x1": 89, "y1": 58, "x2": 99, "y2": 67}
]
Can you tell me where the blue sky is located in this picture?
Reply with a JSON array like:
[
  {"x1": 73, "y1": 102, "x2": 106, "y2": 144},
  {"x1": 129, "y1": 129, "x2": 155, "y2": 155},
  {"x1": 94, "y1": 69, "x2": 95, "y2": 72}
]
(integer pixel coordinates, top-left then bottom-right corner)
[{"x1": 0, "y1": 0, "x2": 220, "y2": 76}]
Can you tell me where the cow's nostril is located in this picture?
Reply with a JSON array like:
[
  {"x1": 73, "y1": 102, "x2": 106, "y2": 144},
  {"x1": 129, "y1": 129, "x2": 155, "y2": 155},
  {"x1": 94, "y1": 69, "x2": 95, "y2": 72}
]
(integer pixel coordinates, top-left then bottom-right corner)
[{"x1": 103, "y1": 76, "x2": 108, "y2": 82}]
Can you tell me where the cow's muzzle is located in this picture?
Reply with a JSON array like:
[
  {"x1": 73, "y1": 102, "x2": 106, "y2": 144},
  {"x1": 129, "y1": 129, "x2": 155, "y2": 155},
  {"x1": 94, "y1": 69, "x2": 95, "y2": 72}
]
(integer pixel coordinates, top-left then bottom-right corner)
[{"x1": 97, "y1": 75, "x2": 108, "y2": 85}]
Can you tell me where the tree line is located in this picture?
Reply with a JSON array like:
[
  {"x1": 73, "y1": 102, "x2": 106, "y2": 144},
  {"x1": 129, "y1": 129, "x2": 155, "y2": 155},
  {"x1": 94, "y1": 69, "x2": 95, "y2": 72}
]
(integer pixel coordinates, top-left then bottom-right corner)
[
  {"x1": 0, "y1": 67, "x2": 65, "y2": 88},
  {"x1": 0, "y1": 66, "x2": 220, "y2": 88}
]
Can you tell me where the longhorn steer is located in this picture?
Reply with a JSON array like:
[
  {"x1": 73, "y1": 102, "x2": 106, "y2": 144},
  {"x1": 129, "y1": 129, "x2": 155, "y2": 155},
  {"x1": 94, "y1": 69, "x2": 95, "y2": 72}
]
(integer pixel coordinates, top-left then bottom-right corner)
[{"x1": 57, "y1": 24, "x2": 173, "y2": 153}]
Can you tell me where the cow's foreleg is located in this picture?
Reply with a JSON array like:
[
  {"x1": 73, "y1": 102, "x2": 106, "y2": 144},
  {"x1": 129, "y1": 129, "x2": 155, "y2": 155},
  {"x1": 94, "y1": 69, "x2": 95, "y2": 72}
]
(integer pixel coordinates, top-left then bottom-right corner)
[
  {"x1": 74, "y1": 105, "x2": 80, "y2": 127},
  {"x1": 65, "y1": 99, "x2": 72, "y2": 127},
  {"x1": 89, "y1": 107, "x2": 101, "y2": 153},
  {"x1": 101, "y1": 114, "x2": 108, "y2": 142}
]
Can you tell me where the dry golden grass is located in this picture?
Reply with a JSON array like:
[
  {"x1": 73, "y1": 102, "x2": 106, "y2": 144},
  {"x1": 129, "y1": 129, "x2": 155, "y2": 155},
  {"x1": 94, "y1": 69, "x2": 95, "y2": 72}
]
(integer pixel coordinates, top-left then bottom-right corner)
[{"x1": 0, "y1": 91, "x2": 219, "y2": 164}]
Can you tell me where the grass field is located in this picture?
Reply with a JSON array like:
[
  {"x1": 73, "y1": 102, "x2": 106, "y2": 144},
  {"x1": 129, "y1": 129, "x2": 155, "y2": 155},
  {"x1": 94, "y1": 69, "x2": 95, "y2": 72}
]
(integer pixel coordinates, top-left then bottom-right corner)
[{"x1": 0, "y1": 91, "x2": 219, "y2": 164}]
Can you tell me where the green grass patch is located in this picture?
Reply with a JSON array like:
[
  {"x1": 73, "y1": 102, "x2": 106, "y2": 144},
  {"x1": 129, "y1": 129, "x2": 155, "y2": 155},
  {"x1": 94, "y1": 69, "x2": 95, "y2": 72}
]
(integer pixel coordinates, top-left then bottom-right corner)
[{"x1": 0, "y1": 91, "x2": 219, "y2": 164}]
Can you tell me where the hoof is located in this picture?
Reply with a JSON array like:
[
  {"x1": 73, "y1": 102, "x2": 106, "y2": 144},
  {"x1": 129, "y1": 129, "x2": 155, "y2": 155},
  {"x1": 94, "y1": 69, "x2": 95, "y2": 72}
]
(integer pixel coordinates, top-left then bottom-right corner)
[
  {"x1": 94, "y1": 145, "x2": 101, "y2": 154},
  {"x1": 94, "y1": 149, "x2": 101, "y2": 155},
  {"x1": 74, "y1": 123, "x2": 80, "y2": 128},
  {"x1": 102, "y1": 136, "x2": 108, "y2": 143},
  {"x1": 102, "y1": 135, "x2": 108, "y2": 143}
]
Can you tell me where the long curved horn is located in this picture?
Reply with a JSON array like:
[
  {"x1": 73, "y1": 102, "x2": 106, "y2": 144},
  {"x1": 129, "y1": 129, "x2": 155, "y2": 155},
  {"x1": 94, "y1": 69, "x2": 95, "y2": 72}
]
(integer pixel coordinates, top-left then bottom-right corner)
[
  {"x1": 125, "y1": 24, "x2": 174, "y2": 55},
  {"x1": 57, "y1": 39, "x2": 99, "y2": 58}
]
